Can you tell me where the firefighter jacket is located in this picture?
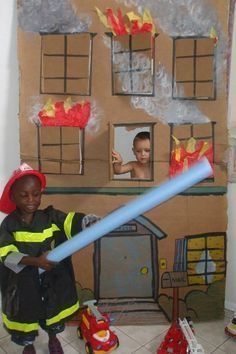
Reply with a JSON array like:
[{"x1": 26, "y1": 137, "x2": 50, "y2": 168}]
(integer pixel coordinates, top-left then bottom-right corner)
[{"x1": 0, "y1": 205, "x2": 85, "y2": 337}]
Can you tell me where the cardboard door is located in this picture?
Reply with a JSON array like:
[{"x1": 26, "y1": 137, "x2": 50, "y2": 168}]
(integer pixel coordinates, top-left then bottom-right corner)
[{"x1": 99, "y1": 234, "x2": 155, "y2": 298}]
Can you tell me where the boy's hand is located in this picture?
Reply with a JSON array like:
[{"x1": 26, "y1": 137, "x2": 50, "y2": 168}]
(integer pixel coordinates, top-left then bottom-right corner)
[
  {"x1": 82, "y1": 214, "x2": 101, "y2": 229},
  {"x1": 112, "y1": 149, "x2": 123, "y2": 164},
  {"x1": 20, "y1": 253, "x2": 57, "y2": 271},
  {"x1": 37, "y1": 253, "x2": 57, "y2": 271}
]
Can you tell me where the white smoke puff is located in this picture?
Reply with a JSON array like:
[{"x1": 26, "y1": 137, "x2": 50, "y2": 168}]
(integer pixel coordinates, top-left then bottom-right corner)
[
  {"x1": 28, "y1": 96, "x2": 43, "y2": 125},
  {"x1": 163, "y1": 101, "x2": 209, "y2": 125},
  {"x1": 18, "y1": 0, "x2": 91, "y2": 33},
  {"x1": 101, "y1": 20, "x2": 212, "y2": 124},
  {"x1": 131, "y1": 64, "x2": 209, "y2": 124},
  {"x1": 86, "y1": 101, "x2": 102, "y2": 134},
  {"x1": 132, "y1": 55, "x2": 151, "y2": 71},
  {"x1": 102, "y1": 35, "x2": 111, "y2": 48}
]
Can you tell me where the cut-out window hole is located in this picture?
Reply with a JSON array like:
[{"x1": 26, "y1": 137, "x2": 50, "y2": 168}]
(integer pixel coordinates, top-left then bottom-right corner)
[{"x1": 111, "y1": 123, "x2": 155, "y2": 181}]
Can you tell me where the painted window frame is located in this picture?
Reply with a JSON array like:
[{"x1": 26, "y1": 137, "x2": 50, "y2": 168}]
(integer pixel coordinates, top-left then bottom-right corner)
[
  {"x1": 107, "y1": 32, "x2": 158, "y2": 96},
  {"x1": 185, "y1": 233, "x2": 226, "y2": 286},
  {"x1": 169, "y1": 122, "x2": 216, "y2": 182},
  {"x1": 172, "y1": 36, "x2": 216, "y2": 100},
  {"x1": 35, "y1": 125, "x2": 85, "y2": 175},
  {"x1": 110, "y1": 122, "x2": 155, "y2": 182},
  {"x1": 40, "y1": 32, "x2": 96, "y2": 96}
]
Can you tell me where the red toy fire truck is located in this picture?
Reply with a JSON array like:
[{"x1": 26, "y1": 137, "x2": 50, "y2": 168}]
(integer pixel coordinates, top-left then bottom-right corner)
[
  {"x1": 77, "y1": 300, "x2": 119, "y2": 354},
  {"x1": 157, "y1": 318, "x2": 205, "y2": 354}
]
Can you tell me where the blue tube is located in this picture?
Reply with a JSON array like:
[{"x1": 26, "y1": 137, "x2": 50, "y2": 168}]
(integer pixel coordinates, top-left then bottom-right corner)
[{"x1": 47, "y1": 158, "x2": 212, "y2": 263}]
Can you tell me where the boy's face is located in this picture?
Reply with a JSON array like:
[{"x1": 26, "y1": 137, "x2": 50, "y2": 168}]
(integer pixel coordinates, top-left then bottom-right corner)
[
  {"x1": 10, "y1": 175, "x2": 42, "y2": 215},
  {"x1": 133, "y1": 138, "x2": 151, "y2": 164}
]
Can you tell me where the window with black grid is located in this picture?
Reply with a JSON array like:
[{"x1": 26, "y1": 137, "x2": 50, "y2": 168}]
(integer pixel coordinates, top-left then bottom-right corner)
[
  {"x1": 40, "y1": 33, "x2": 96, "y2": 96},
  {"x1": 186, "y1": 233, "x2": 226, "y2": 285},
  {"x1": 37, "y1": 126, "x2": 84, "y2": 175},
  {"x1": 169, "y1": 122, "x2": 215, "y2": 181},
  {"x1": 108, "y1": 32, "x2": 157, "y2": 96},
  {"x1": 172, "y1": 37, "x2": 216, "y2": 100}
]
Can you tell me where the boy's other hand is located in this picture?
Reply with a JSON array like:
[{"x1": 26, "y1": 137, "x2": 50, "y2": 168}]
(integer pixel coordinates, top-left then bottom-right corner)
[
  {"x1": 112, "y1": 149, "x2": 123, "y2": 164},
  {"x1": 37, "y1": 253, "x2": 57, "y2": 271},
  {"x1": 82, "y1": 214, "x2": 101, "y2": 229}
]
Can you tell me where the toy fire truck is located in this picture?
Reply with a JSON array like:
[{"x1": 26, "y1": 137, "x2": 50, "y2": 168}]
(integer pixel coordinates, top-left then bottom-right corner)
[
  {"x1": 77, "y1": 300, "x2": 119, "y2": 354},
  {"x1": 157, "y1": 318, "x2": 205, "y2": 354}
]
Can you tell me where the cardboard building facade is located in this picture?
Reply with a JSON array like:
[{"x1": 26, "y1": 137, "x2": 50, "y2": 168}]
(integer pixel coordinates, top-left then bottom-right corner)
[{"x1": 17, "y1": 0, "x2": 232, "y2": 323}]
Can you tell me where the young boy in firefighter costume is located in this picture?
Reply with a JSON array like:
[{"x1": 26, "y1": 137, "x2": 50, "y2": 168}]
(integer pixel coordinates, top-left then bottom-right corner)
[{"x1": 0, "y1": 163, "x2": 96, "y2": 354}]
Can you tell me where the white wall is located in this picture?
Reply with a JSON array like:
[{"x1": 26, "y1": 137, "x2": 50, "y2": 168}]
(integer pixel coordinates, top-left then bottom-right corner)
[
  {"x1": 225, "y1": 9, "x2": 236, "y2": 312},
  {"x1": 0, "y1": 1, "x2": 20, "y2": 223},
  {"x1": 0, "y1": 2, "x2": 235, "y2": 310}
]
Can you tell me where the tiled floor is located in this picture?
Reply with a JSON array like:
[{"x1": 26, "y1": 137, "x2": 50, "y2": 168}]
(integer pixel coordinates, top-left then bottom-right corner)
[{"x1": 0, "y1": 311, "x2": 236, "y2": 353}]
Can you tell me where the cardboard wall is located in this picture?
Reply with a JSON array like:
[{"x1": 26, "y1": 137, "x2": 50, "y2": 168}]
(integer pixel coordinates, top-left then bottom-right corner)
[{"x1": 17, "y1": 0, "x2": 230, "y2": 322}]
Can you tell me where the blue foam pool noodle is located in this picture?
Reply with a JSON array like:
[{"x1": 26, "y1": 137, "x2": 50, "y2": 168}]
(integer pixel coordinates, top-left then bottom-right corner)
[{"x1": 47, "y1": 158, "x2": 212, "y2": 263}]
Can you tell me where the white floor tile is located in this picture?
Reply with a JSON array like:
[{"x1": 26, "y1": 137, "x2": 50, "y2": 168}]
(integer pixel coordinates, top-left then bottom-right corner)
[
  {"x1": 212, "y1": 349, "x2": 227, "y2": 353},
  {"x1": 67, "y1": 337, "x2": 91, "y2": 353},
  {"x1": 59, "y1": 324, "x2": 79, "y2": 344},
  {"x1": 108, "y1": 327, "x2": 142, "y2": 354},
  {"x1": 144, "y1": 330, "x2": 167, "y2": 353},
  {"x1": 63, "y1": 342, "x2": 85, "y2": 353},
  {"x1": 0, "y1": 336, "x2": 24, "y2": 354},
  {"x1": 34, "y1": 329, "x2": 68, "y2": 353},
  {"x1": 193, "y1": 319, "x2": 229, "y2": 347},
  {"x1": 133, "y1": 346, "x2": 152, "y2": 353},
  {"x1": 115, "y1": 324, "x2": 169, "y2": 346},
  {"x1": 0, "y1": 328, "x2": 70, "y2": 354},
  {"x1": 195, "y1": 335, "x2": 219, "y2": 354},
  {"x1": 0, "y1": 324, "x2": 9, "y2": 342},
  {"x1": 218, "y1": 336, "x2": 236, "y2": 353}
]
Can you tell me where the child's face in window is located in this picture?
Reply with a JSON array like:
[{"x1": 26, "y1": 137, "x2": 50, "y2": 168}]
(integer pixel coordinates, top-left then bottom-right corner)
[
  {"x1": 10, "y1": 175, "x2": 42, "y2": 215},
  {"x1": 133, "y1": 139, "x2": 151, "y2": 164}
]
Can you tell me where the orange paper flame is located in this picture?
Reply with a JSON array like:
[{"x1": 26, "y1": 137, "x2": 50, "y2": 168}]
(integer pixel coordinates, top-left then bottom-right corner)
[
  {"x1": 38, "y1": 98, "x2": 91, "y2": 128},
  {"x1": 95, "y1": 7, "x2": 157, "y2": 36}
]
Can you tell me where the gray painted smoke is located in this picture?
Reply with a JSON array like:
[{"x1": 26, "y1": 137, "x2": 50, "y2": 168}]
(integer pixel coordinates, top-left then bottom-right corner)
[
  {"x1": 131, "y1": 65, "x2": 209, "y2": 124},
  {"x1": 112, "y1": 0, "x2": 227, "y2": 123},
  {"x1": 116, "y1": 0, "x2": 227, "y2": 91},
  {"x1": 18, "y1": 0, "x2": 91, "y2": 33},
  {"x1": 103, "y1": 36, "x2": 209, "y2": 124},
  {"x1": 116, "y1": 0, "x2": 219, "y2": 37}
]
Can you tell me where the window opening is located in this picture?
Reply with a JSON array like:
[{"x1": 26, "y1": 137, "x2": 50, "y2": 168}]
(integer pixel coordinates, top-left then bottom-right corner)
[{"x1": 111, "y1": 123, "x2": 155, "y2": 181}]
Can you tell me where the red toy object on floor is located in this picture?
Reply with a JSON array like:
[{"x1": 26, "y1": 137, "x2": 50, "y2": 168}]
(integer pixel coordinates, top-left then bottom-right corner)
[
  {"x1": 157, "y1": 321, "x2": 188, "y2": 354},
  {"x1": 77, "y1": 300, "x2": 119, "y2": 354},
  {"x1": 157, "y1": 318, "x2": 205, "y2": 354},
  {"x1": 157, "y1": 286, "x2": 205, "y2": 353}
]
